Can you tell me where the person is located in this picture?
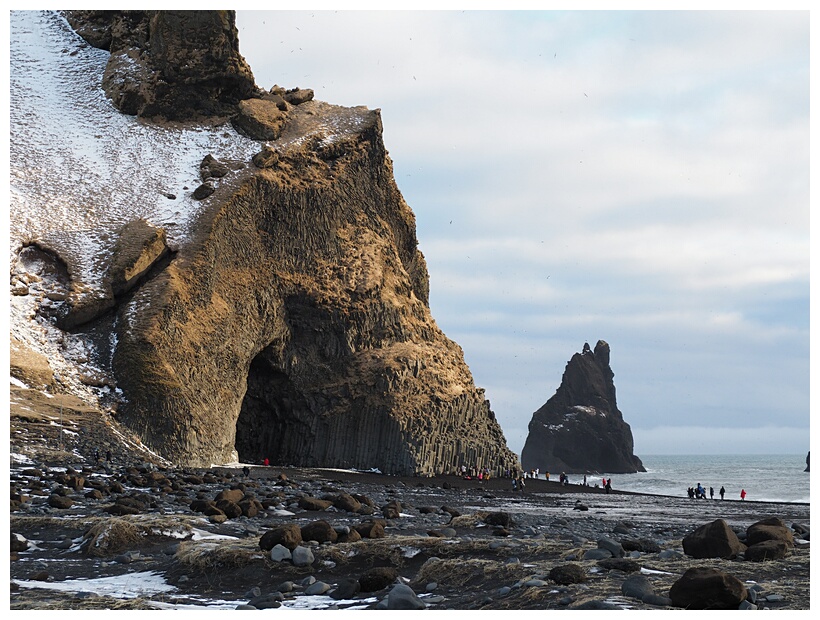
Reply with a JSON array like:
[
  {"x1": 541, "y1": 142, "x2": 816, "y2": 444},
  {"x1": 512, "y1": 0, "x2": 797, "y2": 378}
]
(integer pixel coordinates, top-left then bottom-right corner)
[
  {"x1": 687, "y1": 487, "x2": 694, "y2": 499},
  {"x1": 263, "y1": 457, "x2": 270, "y2": 466},
  {"x1": 605, "y1": 478, "x2": 612, "y2": 494},
  {"x1": 512, "y1": 477, "x2": 518, "y2": 491},
  {"x1": 696, "y1": 483, "x2": 705, "y2": 499},
  {"x1": 583, "y1": 474, "x2": 587, "y2": 486},
  {"x1": 719, "y1": 485, "x2": 725, "y2": 500},
  {"x1": 740, "y1": 488, "x2": 747, "y2": 501},
  {"x1": 106, "y1": 449, "x2": 112, "y2": 462},
  {"x1": 518, "y1": 476, "x2": 526, "y2": 493},
  {"x1": 545, "y1": 471, "x2": 549, "y2": 482},
  {"x1": 94, "y1": 448, "x2": 100, "y2": 462},
  {"x1": 242, "y1": 465, "x2": 250, "y2": 478},
  {"x1": 709, "y1": 486, "x2": 714, "y2": 499}
]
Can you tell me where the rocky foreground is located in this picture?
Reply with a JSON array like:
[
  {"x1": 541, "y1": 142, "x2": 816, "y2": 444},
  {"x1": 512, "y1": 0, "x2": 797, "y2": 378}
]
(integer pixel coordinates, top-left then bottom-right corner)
[{"x1": 9, "y1": 402, "x2": 811, "y2": 611}]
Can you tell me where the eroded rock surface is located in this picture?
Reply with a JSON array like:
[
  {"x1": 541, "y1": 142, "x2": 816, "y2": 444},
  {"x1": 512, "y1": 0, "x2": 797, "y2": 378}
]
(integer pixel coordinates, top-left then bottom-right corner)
[
  {"x1": 113, "y1": 100, "x2": 517, "y2": 474},
  {"x1": 521, "y1": 340, "x2": 645, "y2": 474}
]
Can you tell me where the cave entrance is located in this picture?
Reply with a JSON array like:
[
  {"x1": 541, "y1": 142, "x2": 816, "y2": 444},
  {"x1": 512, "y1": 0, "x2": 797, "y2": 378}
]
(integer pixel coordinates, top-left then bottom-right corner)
[{"x1": 234, "y1": 348, "x2": 313, "y2": 466}]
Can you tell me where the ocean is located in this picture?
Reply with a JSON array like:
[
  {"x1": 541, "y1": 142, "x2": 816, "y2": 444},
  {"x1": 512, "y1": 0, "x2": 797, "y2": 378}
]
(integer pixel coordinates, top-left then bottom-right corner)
[{"x1": 548, "y1": 454, "x2": 810, "y2": 504}]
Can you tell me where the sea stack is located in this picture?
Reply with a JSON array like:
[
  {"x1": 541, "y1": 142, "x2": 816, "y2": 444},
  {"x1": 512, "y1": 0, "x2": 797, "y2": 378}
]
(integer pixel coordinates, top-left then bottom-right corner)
[{"x1": 521, "y1": 340, "x2": 645, "y2": 474}]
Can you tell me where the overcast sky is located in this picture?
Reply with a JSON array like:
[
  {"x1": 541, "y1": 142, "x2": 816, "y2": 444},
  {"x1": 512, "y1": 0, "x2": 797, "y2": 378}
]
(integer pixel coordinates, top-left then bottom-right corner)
[{"x1": 234, "y1": 8, "x2": 810, "y2": 456}]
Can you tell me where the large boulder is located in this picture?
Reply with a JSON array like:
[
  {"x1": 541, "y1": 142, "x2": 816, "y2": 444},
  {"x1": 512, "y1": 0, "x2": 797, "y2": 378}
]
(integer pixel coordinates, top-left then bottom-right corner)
[
  {"x1": 745, "y1": 517, "x2": 794, "y2": 547},
  {"x1": 745, "y1": 539, "x2": 791, "y2": 561},
  {"x1": 669, "y1": 567, "x2": 747, "y2": 610},
  {"x1": 521, "y1": 341, "x2": 645, "y2": 474},
  {"x1": 259, "y1": 524, "x2": 302, "y2": 551},
  {"x1": 300, "y1": 520, "x2": 338, "y2": 544},
  {"x1": 682, "y1": 519, "x2": 747, "y2": 559}
]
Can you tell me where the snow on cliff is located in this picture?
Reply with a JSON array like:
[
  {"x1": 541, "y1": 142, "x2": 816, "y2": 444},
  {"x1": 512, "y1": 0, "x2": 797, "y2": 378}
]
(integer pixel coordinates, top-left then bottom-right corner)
[{"x1": 9, "y1": 11, "x2": 261, "y2": 398}]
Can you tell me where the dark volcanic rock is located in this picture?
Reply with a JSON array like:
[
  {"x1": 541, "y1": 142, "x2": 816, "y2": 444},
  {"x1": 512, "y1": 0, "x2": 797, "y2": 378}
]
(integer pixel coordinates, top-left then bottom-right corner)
[
  {"x1": 745, "y1": 539, "x2": 791, "y2": 561},
  {"x1": 359, "y1": 567, "x2": 399, "y2": 592},
  {"x1": 682, "y1": 519, "x2": 747, "y2": 559},
  {"x1": 65, "y1": 10, "x2": 258, "y2": 120},
  {"x1": 669, "y1": 567, "x2": 747, "y2": 610},
  {"x1": 259, "y1": 524, "x2": 302, "y2": 551},
  {"x1": 520, "y1": 340, "x2": 645, "y2": 474}
]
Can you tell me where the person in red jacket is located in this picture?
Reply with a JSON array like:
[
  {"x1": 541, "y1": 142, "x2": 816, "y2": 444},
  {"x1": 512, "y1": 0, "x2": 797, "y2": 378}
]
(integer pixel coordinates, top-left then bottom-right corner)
[{"x1": 740, "y1": 488, "x2": 747, "y2": 501}]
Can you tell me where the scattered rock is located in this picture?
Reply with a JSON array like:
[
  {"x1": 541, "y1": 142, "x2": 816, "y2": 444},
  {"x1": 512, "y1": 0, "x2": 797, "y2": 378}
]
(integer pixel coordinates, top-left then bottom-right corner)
[{"x1": 669, "y1": 567, "x2": 748, "y2": 610}]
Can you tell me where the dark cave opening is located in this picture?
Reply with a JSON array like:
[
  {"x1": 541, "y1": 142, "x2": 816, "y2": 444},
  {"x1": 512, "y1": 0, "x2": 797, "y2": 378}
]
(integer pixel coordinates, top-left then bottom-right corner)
[{"x1": 234, "y1": 348, "x2": 313, "y2": 466}]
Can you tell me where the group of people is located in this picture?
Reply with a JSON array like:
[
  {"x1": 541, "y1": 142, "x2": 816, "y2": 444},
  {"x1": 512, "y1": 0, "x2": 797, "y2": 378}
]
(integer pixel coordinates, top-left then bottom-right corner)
[
  {"x1": 458, "y1": 464, "x2": 492, "y2": 480},
  {"x1": 687, "y1": 484, "x2": 732, "y2": 500}
]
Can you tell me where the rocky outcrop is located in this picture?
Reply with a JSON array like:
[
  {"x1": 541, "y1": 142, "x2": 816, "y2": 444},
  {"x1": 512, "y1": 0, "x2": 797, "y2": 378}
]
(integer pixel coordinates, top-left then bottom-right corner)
[
  {"x1": 520, "y1": 341, "x2": 645, "y2": 474},
  {"x1": 64, "y1": 10, "x2": 258, "y2": 120},
  {"x1": 57, "y1": 11, "x2": 520, "y2": 475}
]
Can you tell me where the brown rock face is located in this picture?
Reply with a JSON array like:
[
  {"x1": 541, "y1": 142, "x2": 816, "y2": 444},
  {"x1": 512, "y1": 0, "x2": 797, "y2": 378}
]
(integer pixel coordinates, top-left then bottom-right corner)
[
  {"x1": 520, "y1": 340, "x2": 645, "y2": 474},
  {"x1": 682, "y1": 519, "x2": 747, "y2": 559},
  {"x1": 65, "y1": 10, "x2": 258, "y2": 119},
  {"x1": 111, "y1": 99, "x2": 517, "y2": 475}
]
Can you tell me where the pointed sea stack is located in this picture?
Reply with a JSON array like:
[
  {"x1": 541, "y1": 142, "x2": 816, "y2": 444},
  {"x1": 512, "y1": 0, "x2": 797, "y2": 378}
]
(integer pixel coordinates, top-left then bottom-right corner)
[{"x1": 521, "y1": 340, "x2": 645, "y2": 474}]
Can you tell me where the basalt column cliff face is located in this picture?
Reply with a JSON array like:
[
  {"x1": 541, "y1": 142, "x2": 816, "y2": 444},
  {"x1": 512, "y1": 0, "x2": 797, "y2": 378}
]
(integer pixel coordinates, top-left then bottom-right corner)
[
  {"x1": 59, "y1": 11, "x2": 517, "y2": 475},
  {"x1": 521, "y1": 341, "x2": 645, "y2": 475}
]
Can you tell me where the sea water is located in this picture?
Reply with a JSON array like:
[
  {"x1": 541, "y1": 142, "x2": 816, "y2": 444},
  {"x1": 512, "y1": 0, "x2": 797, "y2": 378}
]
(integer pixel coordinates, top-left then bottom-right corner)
[{"x1": 592, "y1": 454, "x2": 810, "y2": 504}]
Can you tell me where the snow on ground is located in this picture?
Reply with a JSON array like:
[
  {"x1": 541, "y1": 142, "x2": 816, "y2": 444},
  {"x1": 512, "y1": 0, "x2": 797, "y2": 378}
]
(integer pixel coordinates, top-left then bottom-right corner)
[{"x1": 12, "y1": 571, "x2": 175, "y2": 599}]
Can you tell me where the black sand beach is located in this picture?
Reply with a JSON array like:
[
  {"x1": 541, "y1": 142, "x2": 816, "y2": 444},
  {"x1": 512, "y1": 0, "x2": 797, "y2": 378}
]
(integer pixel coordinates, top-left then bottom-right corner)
[{"x1": 9, "y1": 402, "x2": 810, "y2": 610}]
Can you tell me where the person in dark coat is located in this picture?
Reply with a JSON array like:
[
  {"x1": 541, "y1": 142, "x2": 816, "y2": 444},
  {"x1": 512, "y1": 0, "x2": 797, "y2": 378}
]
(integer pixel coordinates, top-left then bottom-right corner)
[{"x1": 719, "y1": 485, "x2": 725, "y2": 500}]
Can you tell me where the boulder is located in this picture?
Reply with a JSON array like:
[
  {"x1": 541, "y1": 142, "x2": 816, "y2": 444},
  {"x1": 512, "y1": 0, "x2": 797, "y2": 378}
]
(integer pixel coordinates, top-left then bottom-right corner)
[
  {"x1": 231, "y1": 98, "x2": 287, "y2": 141},
  {"x1": 549, "y1": 563, "x2": 586, "y2": 585},
  {"x1": 355, "y1": 520, "x2": 386, "y2": 539},
  {"x1": 330, "y1": 579, "x2": 360, "y2": 600},
  {"x1": 11, "y1": 533, "x2": 29, "y2": 553},
  {"x1": 48, "y1": 494, "x2": 74, "y2": 509},
  {"x1": 381, "y1": 500, "x2": 402, "y2": 519},
  {"x1": 745, "y1": 539, "x2": 791, "y2": 561},
  {"x1": 597, "y1": 536, "x2": 625, "y2": 558},
  {"x1": 259, "y1": 524, "x2": 302, "y2": 551},
  {"x1": 215, "y1": 499, "x2": 242, "y2": 519},
  {"x1": 108, "y1": 219, "x2": 169, "y2": 299},
  {"x1": 386, "y1": 584, "x2": 426, "y2": 610},
  {"x1": 483, "y1": 512, "x2": 514, "y2": 528},
  {"x1": 359, "y1": 567, "x2": 399, "y2": 592},
  {"x1": 746, "y1": 517, "x2": 794, "y2": 547},
  {"x1": 669, "y1": 567, "x2": 747, "y2": 610},
  {"x1": 298, "y1": 497, "x2": 333, "y2": 511},
  {"x1": 290, "y1": 546, "x2": 314, "y2": 567},
  {"x1": 200, "y1": 154, "x2": 230, "y2": 181},
  {"x1": 682, "y1": 519, "x2": 747, "y2": 559},
  {"x1": 521, "y1": 341, "x2": 645, "y2": 474},
  {"x1": 325, "y1": 492, "x2": 362, "y2": 513},
  {"x1": 300, "y1": 520, "x2": 338, "y2": 544},
  {"x1": 215, "y1": 488, "x2": 245, "y2": 503}
]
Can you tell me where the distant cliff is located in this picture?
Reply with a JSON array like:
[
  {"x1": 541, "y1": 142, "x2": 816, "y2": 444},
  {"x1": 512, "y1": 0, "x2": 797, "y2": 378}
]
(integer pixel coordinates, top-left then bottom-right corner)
[
  {"x1": 52, "y1": 10, "x2": 518, "y2": 475},
  {"x1": 521, "y1": 340, "x2": 645, "y2": 475}
]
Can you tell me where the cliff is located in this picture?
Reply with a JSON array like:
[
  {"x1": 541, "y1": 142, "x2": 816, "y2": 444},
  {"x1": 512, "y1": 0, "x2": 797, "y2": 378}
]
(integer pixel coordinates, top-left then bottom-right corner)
[
  {"x1": 10, "y1": 10, "x2": 517, "y2": 475},
  {"x1": 520, "y1": 340, "x2": 645, "y2": 475}
]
